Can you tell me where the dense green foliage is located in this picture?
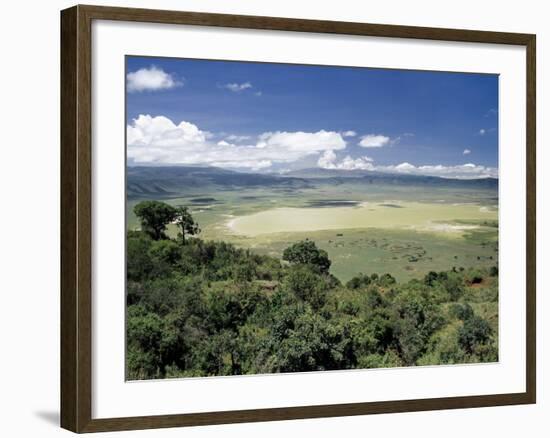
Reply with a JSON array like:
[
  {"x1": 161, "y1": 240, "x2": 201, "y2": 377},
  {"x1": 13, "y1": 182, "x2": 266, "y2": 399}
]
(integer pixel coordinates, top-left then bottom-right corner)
[
  {"x1": 127, "y1": 201, "x2": 498, "y2": 380},
  {"x1": 134, "y1": 200, "x2": 177, "y2": 240},
  {"x1": 282, "y1": 239, "x2": 331, "y2": 274},
  {"x1": 174, "y1": 206, "x2": 200, "y2": 244}
]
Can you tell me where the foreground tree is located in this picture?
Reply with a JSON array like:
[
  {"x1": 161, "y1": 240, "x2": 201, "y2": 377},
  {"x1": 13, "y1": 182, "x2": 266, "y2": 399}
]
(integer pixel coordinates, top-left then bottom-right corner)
[
  {"x1": 285, "y1": 265, "x2": 328, "y2": 310},
  {"x1": 458, "y1": 315, "x2": 493, "y2": 354},
  {"x1": 134, "y1": 200, "x2": 177, "y2": 240},
  {"x1": 282, "y1": 239, "x2": 331, "y2": 274},
  {"x1": 175, "y1": 206, "x2": 201, "y2": 244}
]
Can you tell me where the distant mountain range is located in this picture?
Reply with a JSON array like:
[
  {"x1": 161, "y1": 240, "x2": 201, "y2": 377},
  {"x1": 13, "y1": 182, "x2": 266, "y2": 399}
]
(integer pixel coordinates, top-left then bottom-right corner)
[
  {"x1": 127, "y1": 166, "x2": 310, "y2": 198},
  {"x1": 283, "y1": 167, "x2": 498, "y2": 187},
  {"x1": 127, "y1": 166, "x2": 498, "y2": 199}
]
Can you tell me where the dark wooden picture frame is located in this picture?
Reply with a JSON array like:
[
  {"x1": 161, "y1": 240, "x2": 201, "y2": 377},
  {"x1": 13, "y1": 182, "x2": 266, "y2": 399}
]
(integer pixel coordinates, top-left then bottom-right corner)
[{"x1": 61, "y1": 4, "x2": 536, "y2": 433}]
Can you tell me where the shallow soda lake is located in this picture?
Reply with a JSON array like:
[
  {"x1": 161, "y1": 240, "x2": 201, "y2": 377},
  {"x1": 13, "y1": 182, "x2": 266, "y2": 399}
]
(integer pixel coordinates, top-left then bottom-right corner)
[{"x1": 226, "y1": 201, "x2": 498, "y2": 236}]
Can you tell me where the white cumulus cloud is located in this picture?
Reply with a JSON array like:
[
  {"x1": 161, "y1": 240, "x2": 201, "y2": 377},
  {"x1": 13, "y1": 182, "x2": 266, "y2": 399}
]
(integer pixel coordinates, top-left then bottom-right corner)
[
  {"x1": 223, "y1": 82, "x2": 252, "y2": 92},
  {"x1": 256, "y1": 130, "x2": 346, "y2": 154},
  {"x1": 225, "y1": 134, "x2": 252, "y2": 142},
  {"x1": 126, "y1": 66, "x2": 180, "y2": 92},
  {"x1": 342, "y1": 130, "x2": 357, "y2": 137},
  {"x1": 127, "y1": 115, "x2": 346, "y2": 170},
  {"x1": 379, "y1": 162, "x2": 497, "y2": 179},
  {"x1": 318, "y1": 150, "x2": 374, "y2": 170},
  {"x1": 463, "y1": 149, "x2": 471, "y2": 155},
  {"x1": 479, "y1": 128, "x2": 486, "y2": 135},
  {"x1": 317, "y1": 151, "x2": 496, "y2": 179},
  {"x1": 359, "y1": 134, "x2": 391, "y2": 148}
]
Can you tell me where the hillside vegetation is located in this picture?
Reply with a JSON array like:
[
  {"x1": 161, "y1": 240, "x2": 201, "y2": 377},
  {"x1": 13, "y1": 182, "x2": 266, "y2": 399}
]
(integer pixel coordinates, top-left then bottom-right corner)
[{"x1": 127, "y1": 201, "x2": 498, "y2": 380}]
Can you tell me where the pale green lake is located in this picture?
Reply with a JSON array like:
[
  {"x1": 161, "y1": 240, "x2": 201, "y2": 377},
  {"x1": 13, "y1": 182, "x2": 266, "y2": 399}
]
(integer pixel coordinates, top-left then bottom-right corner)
[{"x1": 227, "y1": 201, "x2": 498, "y2": 237}]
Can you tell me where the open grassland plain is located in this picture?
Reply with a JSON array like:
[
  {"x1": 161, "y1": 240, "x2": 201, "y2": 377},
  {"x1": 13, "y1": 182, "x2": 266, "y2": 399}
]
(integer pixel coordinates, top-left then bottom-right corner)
[
  {"x1": 225, "y1": 202, "x2": 496, "y2": 236},
  {"x1": 127, "y1": 173, "x2": 498, "y2": 283}
]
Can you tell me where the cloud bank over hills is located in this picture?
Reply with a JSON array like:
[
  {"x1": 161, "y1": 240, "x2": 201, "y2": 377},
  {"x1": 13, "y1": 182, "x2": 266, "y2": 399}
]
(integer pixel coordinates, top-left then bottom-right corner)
[{"x1": 127, "y1": 114, "x2": 497, "y2": 179}]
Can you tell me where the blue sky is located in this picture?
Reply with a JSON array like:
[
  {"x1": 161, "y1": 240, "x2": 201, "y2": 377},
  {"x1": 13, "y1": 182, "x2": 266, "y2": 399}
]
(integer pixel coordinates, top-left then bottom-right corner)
[{"x1": 126, "y1": 56, "x2": 498, "y2": 178}]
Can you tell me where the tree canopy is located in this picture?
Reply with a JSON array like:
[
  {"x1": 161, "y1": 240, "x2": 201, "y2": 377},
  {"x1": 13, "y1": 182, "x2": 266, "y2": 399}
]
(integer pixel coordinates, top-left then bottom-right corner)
[
  {"x1": 174, "y1": 206, "x2": 200, "y2": 243},
  {"x1": 134, "y1": 200, "x2": 177, "y2": 240},
  {"x1": 282, "y1": 239, "x2": 331, "y2": 274}
]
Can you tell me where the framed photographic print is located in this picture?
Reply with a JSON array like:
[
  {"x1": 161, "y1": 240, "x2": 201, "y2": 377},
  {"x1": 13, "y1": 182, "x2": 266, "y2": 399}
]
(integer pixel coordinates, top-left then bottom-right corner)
[{"x1": 60, "y1": 4, "x2": 536, "y2": 433}]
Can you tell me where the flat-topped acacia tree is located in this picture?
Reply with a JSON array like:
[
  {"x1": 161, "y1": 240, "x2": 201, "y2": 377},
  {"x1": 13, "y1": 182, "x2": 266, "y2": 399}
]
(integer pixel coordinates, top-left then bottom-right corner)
[
  {"x1": 133, "y1": 200, "x2": 177, "y2": 240},
  {"x1": 175, "y1": 206, "x2": 201, "y2": 244}
]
